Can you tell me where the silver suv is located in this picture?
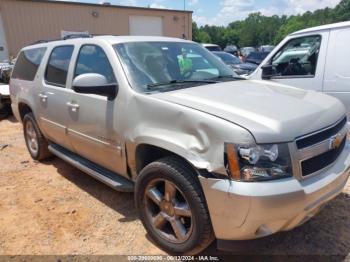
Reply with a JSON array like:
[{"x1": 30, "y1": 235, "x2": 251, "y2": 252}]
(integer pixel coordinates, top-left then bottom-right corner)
[{"x1": 10, "y1": 36, "x2": 350, "y2": 255}]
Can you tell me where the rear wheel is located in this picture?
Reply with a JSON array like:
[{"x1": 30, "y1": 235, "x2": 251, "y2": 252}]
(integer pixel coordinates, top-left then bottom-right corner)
[
  {"x1": 135, "y1": 157, "x2": 214, "y2": 255},
  {"x1": 23, "y1": 113, "x2": 51, "y2": 161}
]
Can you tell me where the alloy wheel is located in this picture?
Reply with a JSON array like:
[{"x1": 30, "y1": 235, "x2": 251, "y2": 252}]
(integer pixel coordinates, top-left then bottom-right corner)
[
  {"x1": 25, "y1": 120, "x2": 39, "y2": 156},
  {"x1": 144, "y1": 178, "x2": 193, "y2": 244}
]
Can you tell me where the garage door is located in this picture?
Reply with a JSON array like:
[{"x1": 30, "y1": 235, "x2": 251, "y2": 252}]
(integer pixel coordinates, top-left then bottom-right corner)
[
  {"x1": 0, "y1": 14, "x2": 9, "y2": 62},
  {"x1": 129, "y1": 16, "x2": 163, "y2": 36}
]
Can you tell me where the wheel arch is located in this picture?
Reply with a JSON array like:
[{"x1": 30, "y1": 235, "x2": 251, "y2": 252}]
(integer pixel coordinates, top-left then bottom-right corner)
[
  {"x1": 18, "y1": 102, "x2": 33, "y2": 121},
  {"x1": 127, "y1": 138, "x2": 210, "y2": 179}
]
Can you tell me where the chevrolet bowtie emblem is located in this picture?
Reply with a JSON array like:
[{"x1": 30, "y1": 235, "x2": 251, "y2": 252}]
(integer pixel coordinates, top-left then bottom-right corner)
[{"x1": 329, "y1": 133, "x2": 343, "y2": 150}]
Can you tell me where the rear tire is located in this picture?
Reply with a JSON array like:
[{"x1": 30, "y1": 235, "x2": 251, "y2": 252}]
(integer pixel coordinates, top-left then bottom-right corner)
[
  {"x1": 23, "y1": 112, "x2": 51, "y2": 161},
  {"x1": 135, "y1": 156, "x2": 214, "y2": 255}
]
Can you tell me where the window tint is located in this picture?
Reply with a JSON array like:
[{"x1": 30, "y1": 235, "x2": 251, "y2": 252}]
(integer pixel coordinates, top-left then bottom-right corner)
[
  {"x1": 12, "y1": 47, "x2": 46, "y2": 81},
  {"x1": 271, "y1": 35, "x2": 321, "y2": 77},
  {"x1": 45, "y1": 46, "x2": 74, "y2": 87},
  {"x1": 75, "y1": 45, "x2": 115, "y2": 83}
]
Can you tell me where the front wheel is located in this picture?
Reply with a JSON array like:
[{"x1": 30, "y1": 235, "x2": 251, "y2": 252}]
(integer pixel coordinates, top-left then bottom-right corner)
[{"x1": 135, "y1": 157, "x2": 214, "y2": 255}]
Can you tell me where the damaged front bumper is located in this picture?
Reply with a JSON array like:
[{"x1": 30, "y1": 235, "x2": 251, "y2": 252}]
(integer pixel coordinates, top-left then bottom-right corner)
[{"x1": 199, "y1": 141, "x2": 350, "y2": 241}]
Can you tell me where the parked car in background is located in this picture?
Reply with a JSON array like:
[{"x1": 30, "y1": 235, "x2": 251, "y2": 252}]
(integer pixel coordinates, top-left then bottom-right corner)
[
  {"x1": 10, "y1": 35, "x2": 350, "y2": 255},
  {"x1": 250, "y1": 21, "x2": 350, "y2": 118},
  {"x1": 231, "y1": 61, "x2": 258, "y2": 76},
  {"x1": 212, "y1": 51, "x2": 255, "y2": 76},
  {"x1": 259, "y1": 45, "x2": 275, "y2": 52},
  {"x1": 223, "y1": 45, "x2": 238, "y2": 55},
  {"x1": 201, "y1": 43, "x2": 222, "y2": 51},
  {"x1": 245, "y1": 51, "x2": 270, "y2": 65},
  {"x1": 212, "y1": 51, "x2": 241, "y2": 67},
  {"x1": 0, "y1": 61, "x2": 13, "y2": 119},
  {"x1": 240, "y1": 47, "x2": 256, "y2": 58},
  {"x1": 0, "y1": 82, "x2": 10, "y2": 119}
]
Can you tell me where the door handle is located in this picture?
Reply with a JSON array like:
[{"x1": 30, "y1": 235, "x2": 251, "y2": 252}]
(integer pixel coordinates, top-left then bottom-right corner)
[
  {"x1": 66, "y1": 102, "x2": 80, "y2": 112},
  {"x1": 38, "y1": 93, "x2": 48, "y2": 102}
]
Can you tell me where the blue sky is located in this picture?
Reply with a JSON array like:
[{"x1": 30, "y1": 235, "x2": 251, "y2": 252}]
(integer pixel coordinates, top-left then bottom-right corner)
[{"x1": 55, "y1": 0, "x2": 341, "y2": 26}]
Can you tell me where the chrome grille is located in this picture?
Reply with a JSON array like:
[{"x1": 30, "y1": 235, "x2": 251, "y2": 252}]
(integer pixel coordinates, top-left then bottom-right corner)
[
  {"x1": 296, "y1": 117, "x2": 347, "y2": 149},
  {"x1": 290, "y1": 117, "x2": 348, "y2": 178},
  {"x1": 301, "y1": 137, "x2": 346, "y2": 176}
]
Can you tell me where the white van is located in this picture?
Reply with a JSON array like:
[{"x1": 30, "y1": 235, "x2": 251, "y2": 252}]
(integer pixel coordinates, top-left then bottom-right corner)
[{"x1": 250, "y1": 21, "x2": 350, "y2": 118}]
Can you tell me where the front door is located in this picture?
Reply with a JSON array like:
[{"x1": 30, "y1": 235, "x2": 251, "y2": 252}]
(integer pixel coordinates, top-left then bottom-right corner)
[
  {"x1": 66, "y1": 44, "x2": 126, "y2": 176},
  {"x1": 262, "y1": 33, "x2": 328, "y2": 92}
]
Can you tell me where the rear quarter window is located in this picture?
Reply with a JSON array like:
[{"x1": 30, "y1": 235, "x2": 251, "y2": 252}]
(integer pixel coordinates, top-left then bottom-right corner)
[{"x1": 11, "y1": 47, "x2": 47, "y2": 81}]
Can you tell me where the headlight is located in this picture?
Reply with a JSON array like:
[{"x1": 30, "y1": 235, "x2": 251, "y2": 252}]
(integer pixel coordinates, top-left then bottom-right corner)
[{"x1": 225, "y1": 143, "x2": 292, "y2": 182}]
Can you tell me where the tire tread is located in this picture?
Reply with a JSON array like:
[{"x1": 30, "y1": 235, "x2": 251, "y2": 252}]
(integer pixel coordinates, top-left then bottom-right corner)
[{"x1": 135, "y1": 156, "x2": 214, "y2": 255}]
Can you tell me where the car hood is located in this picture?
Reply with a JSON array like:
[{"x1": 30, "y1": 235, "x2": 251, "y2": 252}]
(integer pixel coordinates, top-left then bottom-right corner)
[{"x1": 152, "y1": 80, "x2": 345, "y2": 143}]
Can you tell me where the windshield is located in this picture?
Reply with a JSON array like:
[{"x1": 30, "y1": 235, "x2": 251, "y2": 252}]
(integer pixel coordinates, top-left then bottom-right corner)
[
  {"x1": 114, "y1": 41, "x2": 237, "y2": 93},
  {"x1": 213, "y1": 52, "x2": 241, "y2": 65}
]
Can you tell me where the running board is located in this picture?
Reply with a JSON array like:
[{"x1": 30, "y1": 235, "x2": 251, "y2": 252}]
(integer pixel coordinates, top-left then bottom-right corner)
[{"x1": 48, "y1": 143, "x2": 134, "y2": 192}]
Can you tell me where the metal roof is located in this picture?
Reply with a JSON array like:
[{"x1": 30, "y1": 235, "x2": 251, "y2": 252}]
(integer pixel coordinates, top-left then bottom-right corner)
[
  {"x1": 290, "y1": 21, "x2": 350, "y2": 36},
  {"x1": 27, "y1": 0, "x2": 193, "y2": 13},
  {"x1": 25, "y1": 35, "x2": 192, "y2": 49}
]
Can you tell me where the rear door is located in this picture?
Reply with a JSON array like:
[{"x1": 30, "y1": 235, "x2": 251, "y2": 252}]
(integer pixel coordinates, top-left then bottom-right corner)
[
  {"x1": 38, "y1": 45, "x2": 75, "y2": 151},
  {"x1": 323, "y1": 27, "x2": 350, "y2": 119},
  {"x1": 66, "y1": 44, "x2": 126, "y2": 176}
]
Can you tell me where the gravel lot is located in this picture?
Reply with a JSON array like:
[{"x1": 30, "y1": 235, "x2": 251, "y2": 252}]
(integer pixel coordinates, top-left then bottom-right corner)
[{"x1": 1, "y1": 116, "x2": 350, "y2": 257}]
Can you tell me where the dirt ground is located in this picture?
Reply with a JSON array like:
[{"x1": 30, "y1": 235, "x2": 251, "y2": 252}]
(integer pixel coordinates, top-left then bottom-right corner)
[{"x1": 1, "y1": 115, "x2": 350, "y2": 257}]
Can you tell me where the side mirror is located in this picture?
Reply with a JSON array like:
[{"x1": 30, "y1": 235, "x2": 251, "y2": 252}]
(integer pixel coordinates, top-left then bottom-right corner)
[
  {"x1": 72, "y1": 73, "x2": 118, "y2": 100},
  {"x1": 261, "y1": 64, "x2": 275, "y2": 80}
]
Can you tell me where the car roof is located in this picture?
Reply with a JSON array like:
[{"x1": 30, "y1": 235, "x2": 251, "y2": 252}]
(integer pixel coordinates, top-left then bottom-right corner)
[
  {"x1": 22, "y1": 35, "x2": 193, "y2": 50},
  {"x1": 290, "y1": 21, "x2": 350, "y2": 36},
  {"x1": 201, "y1": 43, "x2": 219, "y2": 47},
  {"x1": 212, "y1": 51, "x2": 228, "y2": 54},
  {"x1": 212, "y1": 51, "x2": 236, "y2": 56}
]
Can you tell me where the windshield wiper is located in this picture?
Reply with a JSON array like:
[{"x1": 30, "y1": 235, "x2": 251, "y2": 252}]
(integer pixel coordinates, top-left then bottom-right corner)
[{"x1": 146, "y1": 79, "x2": 218, "y2": 90}]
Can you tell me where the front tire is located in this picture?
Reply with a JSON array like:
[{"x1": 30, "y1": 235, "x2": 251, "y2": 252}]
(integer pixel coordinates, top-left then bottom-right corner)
[
  {"x1": 135, "y1": 156, "x2": 214, "y2": 255},
  {"x1": 23, "y1": 112, "x2": 51, "y2": 161}
]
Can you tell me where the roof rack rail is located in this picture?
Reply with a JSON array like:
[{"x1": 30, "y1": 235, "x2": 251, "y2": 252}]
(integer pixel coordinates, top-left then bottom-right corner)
[
  {"x1": 63, "y1": 34, "x2": 92, "y2": 40},
  {"x1": 30, "y1": 39, "x2": 60, "y2": 46},
  {"x1": 92, "y1": 34, "x2": 119, "y2": 37}
]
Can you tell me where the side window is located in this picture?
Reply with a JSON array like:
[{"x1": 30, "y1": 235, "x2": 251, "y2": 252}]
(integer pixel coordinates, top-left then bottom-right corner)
[
  {"x1": 45, "y1": 45, "x2": 74, "y2": 87},
  {"x1": 75, "y1": 45, "x2": 116, "y2": 83},
  {"x1": 12, "y1": 47, "x2": 46, "y2": 81},
  {"x1": 271, "y1": 35, "x2": 321, "y2": 77}
]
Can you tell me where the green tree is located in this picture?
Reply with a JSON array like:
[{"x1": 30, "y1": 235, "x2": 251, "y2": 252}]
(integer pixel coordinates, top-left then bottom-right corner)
[
  {"x1": 196, "y1": 31, "x2": 211, "y2": 43},
  {"x1": 192, "y1": 0, "x2": 350, "y2": 48}
]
